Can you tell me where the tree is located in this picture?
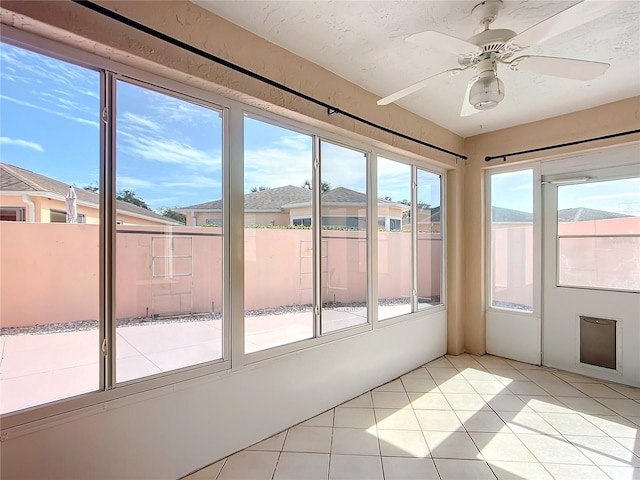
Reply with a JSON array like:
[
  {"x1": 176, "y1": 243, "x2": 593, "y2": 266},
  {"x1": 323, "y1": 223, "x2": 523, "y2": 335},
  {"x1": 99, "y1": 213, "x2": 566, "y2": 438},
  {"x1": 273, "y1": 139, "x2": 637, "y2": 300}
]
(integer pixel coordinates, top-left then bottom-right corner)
[
  {"x1": 116, "y1": 189, "x2": 151, "y2": 210},
  {"x1": 158, "y1": 207, "x2": 186, "y2": 225},
  {"x1": 85, "y1": 185, "x2": 152, "y2": 210},
  {"x1": 250, "y1": 186, "x2": 270, "y2": 192},
  {"x1": 301, "y1": 179, "x2": 331, "y2": 192}
]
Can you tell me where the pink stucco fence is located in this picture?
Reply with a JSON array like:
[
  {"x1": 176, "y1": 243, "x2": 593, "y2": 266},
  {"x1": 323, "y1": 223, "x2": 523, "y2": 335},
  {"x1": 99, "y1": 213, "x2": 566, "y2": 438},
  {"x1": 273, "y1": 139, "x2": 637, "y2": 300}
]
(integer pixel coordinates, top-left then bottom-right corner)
[{"x1": 1, "y1": 223, "x2": 442, "y2": 328}]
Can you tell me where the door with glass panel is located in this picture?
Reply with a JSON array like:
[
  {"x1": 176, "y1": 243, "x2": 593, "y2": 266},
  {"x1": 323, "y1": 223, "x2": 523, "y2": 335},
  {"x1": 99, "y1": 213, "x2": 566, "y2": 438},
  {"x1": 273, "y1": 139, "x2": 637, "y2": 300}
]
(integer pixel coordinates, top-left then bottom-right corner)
[{"x1": 542, "y1": 154, "x2": 640, "y2": 386}]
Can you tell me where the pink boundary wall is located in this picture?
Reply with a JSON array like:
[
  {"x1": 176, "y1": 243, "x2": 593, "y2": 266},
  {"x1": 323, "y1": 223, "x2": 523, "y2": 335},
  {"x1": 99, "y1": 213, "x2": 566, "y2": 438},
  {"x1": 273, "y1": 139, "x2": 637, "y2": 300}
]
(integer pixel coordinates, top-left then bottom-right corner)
[{"x1": 1, "y1": 223, "x2": 442, "y2": 328}]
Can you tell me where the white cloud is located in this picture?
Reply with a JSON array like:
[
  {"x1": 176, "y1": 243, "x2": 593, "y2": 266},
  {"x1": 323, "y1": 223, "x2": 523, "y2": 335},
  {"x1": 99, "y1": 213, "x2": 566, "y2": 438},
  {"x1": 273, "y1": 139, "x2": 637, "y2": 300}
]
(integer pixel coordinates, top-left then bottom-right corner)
[
  {"x1": 0, "y1": 94, "x2": 99, "y2": 128},
  {"x1": 0, "y1": 136, "x2": 44, "y2": 152},
  {"x1": 579, "y1": 192, "x2": 640, "y2": 201},
  {"x1": 120, "y1": 134, "x2": 222, "y2": 171},
  {"x1": 120, "y1": 112, "x2": 162, "y2": 132},
  {"x1": 117, "y1": 176, "x2": 155, "y2": 190}
]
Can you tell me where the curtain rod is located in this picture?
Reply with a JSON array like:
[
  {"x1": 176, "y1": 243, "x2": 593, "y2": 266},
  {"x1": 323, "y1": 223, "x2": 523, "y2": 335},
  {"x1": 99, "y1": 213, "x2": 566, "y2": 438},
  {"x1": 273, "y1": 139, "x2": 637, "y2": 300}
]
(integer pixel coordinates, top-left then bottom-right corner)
[
  {"x1": 73, "y1": 0, "x2": 467, "y2": 161},
  {"x1": 485, "y1": 129, "x2": 640, "y2": 162}
]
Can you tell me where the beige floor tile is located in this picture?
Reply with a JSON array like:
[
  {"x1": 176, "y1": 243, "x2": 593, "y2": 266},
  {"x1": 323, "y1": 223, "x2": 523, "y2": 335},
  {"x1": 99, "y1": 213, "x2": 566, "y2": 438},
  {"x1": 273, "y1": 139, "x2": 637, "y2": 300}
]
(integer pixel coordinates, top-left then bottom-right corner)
[
  {"x1": 475, "y1": 356, "x2": 512, "y2": 369},
  {"x1": 425, "y1": 357, "x2": 454, "y2": 368},
  {"x1": 328, "y1": 454, "x2": 383, "y2": 480},
  {"x1": 333, "y1": 407, "x2": 374, "y2": 429},
  {"x1": 375, "y1": 408, "x2": 421, "y2": 430},
  {"x1": 497, "y1": 411, "x2": 559, "y2": 435},
  {"x1": 456, "y1": 410, "x2": 509, "y2": 433},
  {"x1": 401, "y1": 367, "x2": 432, "y2": 380},
  {"x1": 565, "y1": 435, "x2": 640, "y2": 467},
  {"x1": 613, "y1": 436, "x2": 640, "y2": 456},
  {"x1": 415, "y1": 409, "x2": 463, "y2": 432},
  {"x1": 489, "y1": 461, "x2": 553, "y2": 480},
  {"x1": 542, "y1": 463, "x2": 609, "y2": 479},
  {"x1": 374, "y1": 379, "x2": 405, "y2": 392},
  {"x1": 339, "y1": 392, "x2": 372, "y2": 408},
  {"x1": 459, "y1": 369, "x2": 497, "y2": 382},
  {"x1": 426, "y1": 367, "x2": 459, "y2": 380},
  {"x1": 300, "y1": 409, "x2": 334, "y2": 427},
  {"x1": 539, "y1": 412, "x2": 608, "y2": 436},
  {"x1": 183, "y1": 459, "x2": 225, "y2": 480},
  {"x1": 517, "y1": 394, "x2": 571, "y2": 413},
  {"x1": 520, "y1": 369, "x2": 562, "y2": 383},
  {"x1": 559, "y1": 396, "x2": 616, "y2": 415},
  {"x1": 331, "y1": 427, "x2": 380, "y2": 456},
  {"x1": 481, "y1": 394, "x2": 531, "y2": 412},
  {"x1": 596, "y1": 398, "x2": 640, "y2": 417},
  {"x1": 371, "y1": 391, "x2": 411, "y2": 409},
  {"x1": 409, "y1": 392, "x2": 451, "y2": 410},
  {"x1": 273, "y1": 452, "x2": 329, "y2": 480},
  {"x1": 506, "y1": 381, "x2": 548, "y2": 396},
  {"x1": 436, "y1": 378, "x2": 476, "y2": 394},
  {"x1": 401, "y1": 376, "x2": 438, "y2": 393},
  {"x1": 607, "y1": 384, "x2": 640, "y2": 400},
  {"x1": 446, "y1": 354, "x2": 484, "y2": 370},
  {"x1": 536, "y1": 380, "x2": 587, "y2": 397},
  {"x1": 468, "y1": 380, "x2": 509, "y2": 395},
  {"x1": 283, "y1": 426, "x2": 332, "y2": 453},
  {"x1": 582, "y1": 414, "x2": 640, "y2": 438},
  {"x1": 470, "y1": 432, "x2": 537, "y2": 462},
  {"x1": 423, "y1": 431, "x2": 481, "y2": 460},
  {"x1": 443, "y1": 393, "x2": 490, "y2": 411},
  {"x1": 628, "y1": 417, "x2": 640, "y2": 427},
  {"x1": 505, "y1": 359, "x2": 540, "y2": 370},
  {"x1": 247, "y1": 431, "x2": 287, "y2": 451},
  {"x1": 382, "y1": 456, "x2": 438, "y2": 479},
  {"x1": 599, "y1": 465, "x2": 640, "y2": 480},
  {"x1": 516, "y1": 434, "x2": 593, "y2": 464},
  {"x1": 378, "y1": 429, "x2": 430, "y2": 458},
  {"x1": 217, "y1": 451, "x2": 279, "y2": 480},
  {"x1": 487, "y1": 368, "x2": 530, "y2": 383},
  {"x1": 572, "y1": 383, "x2": 627, "y2": 398},
  {"x1": 433, "y1": 458, "x2": 495, "y2": 479}
]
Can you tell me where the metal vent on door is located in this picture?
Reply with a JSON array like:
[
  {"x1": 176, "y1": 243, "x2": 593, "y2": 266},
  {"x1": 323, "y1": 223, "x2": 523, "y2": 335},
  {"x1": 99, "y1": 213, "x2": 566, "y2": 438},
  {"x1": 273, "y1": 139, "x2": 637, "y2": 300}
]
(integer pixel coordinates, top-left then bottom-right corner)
[{"x1": 580, "y1": 316, "x2": 617, "y2": 370}]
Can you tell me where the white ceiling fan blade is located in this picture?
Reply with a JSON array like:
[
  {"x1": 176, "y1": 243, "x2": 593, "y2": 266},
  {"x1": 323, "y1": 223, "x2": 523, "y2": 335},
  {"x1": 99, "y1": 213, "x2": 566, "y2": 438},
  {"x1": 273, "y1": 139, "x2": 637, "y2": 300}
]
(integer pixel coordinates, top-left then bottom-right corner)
[
  {"x1": 510, "y1": 55, "x2": 609, "y2": 80},
  {"x1": 377, "y1": 68, "x2": 467, "y2": 106},
  {"x1": 508, "y1": 0, "x2": 622, "y2": 49},
  {"x1": 460, "y1": 77, "x2": 480, "y2": 117},
  {"x1": 406, "y1": 31, "x2": 480, "y2": 56}
]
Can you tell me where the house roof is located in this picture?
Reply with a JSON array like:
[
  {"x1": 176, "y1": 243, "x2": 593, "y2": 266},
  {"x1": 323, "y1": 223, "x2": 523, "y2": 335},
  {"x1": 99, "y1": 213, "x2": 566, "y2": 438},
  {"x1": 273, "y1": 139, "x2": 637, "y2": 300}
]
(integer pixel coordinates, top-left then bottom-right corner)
[
  {"x1": 493, "y1": 205, "x2": 633, "y2": 223},
  {"x1": 179, "y1": 185, "x2": 409, "y2": 212},
  {"x1": 0, "y1": 163, "x2": 179, "y2": 224}
]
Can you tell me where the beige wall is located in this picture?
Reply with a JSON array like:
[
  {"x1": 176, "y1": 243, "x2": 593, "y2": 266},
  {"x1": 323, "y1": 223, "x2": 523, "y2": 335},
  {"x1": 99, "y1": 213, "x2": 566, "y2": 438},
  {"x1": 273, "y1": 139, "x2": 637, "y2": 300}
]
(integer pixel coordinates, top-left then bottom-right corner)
[{"x1": 463, "y1": 97, "x2": 640, "y2": 355}]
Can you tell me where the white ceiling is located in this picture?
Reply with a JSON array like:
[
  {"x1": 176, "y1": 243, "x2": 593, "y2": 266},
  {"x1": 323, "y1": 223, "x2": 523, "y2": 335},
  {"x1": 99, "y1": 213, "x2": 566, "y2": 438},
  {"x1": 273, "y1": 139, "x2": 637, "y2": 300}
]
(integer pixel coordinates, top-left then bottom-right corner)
[{"x1": 194, "y1": 1, "x2": 640, "y2": 137}]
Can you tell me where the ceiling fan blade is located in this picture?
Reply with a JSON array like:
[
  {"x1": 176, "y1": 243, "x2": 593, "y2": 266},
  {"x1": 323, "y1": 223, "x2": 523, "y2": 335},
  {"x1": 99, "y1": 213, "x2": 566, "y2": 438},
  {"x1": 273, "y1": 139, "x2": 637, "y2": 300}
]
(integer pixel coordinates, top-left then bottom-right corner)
[
  {"x1": 377, "y1": 68, "x2": 467, "y2": 106},
  {"x1": 406, "y1": 31, "x2": 480, "y2": 56},
  {"x1": 510, "y1": 55, "x2": 610, "y2": 80},
  {"x1": 508, "y1": 0, "x2": 622, "y2": 49},
  {"x1": 460, "y1": 77, "x2": 480, "y2": 117}
]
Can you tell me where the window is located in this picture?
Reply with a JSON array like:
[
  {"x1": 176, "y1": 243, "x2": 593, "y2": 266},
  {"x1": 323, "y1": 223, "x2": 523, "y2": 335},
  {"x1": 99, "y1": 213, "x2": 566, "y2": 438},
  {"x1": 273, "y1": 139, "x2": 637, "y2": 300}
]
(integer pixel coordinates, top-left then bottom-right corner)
[
  {"x1": 320, "y1": 140, "x2": 368, "y2": 334},
  {"x1": 244, "y1": 116, "x2": 314, "y2": 353},
  {"x1": 114, "y1": 79, "x2": 224, "y2": 383},
  {"x1": 0, "y1": 42, "x2": 101, "y2": 414},
  {"x1": 417, "y1": 169, "x2": 443, "y2": 309},
  {"x1": 557, "y1": 177, "x2": 640, "y2": 291},
  {"x1": 489, "y1": 169, "x2": 534, "y2": 312},
  {"x1": 0, "y1": 207, "x2": 25, "y2": 221},
  {"x1": 377, "y1": 157, "x2": 412, "y2": 319}
]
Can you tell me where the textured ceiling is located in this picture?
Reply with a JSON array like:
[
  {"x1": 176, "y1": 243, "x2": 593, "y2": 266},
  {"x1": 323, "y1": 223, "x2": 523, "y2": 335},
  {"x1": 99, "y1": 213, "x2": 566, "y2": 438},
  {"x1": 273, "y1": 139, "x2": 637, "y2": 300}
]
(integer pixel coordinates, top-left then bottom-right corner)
[{"x1": 194, "y1": 1, "x2": 640, "y2": 137}]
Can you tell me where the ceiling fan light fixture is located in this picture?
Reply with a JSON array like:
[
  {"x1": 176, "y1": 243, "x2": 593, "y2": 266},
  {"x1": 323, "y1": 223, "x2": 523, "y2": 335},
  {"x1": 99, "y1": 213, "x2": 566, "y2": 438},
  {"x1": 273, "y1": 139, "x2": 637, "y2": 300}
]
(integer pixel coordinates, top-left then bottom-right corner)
[{"x1": 469, "y1": 72, "x2": 504, "y2": 110}]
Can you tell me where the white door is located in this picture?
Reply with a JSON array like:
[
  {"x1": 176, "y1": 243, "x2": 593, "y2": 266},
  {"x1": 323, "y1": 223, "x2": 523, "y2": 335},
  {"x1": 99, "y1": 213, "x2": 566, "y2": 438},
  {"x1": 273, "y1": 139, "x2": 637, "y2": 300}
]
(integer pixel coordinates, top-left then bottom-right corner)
[{"x1": 541, "y1": 146, "x2": 640, "y2": 387}]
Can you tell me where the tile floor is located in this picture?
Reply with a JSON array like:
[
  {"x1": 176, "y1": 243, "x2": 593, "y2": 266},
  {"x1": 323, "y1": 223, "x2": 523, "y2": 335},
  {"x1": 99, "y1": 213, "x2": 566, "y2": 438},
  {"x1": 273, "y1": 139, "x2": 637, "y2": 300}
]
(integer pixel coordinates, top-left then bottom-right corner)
[{"x1": 184, "y1": 354, "x2": 640, "y2": 480}]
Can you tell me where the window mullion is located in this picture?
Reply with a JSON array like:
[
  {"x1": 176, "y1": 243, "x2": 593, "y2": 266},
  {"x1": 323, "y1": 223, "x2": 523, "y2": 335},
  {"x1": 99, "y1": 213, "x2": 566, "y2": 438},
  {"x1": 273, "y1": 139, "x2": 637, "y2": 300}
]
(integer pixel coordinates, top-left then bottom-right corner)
[
  {"x1": 313, "y1": 135, "x2": 322, "y2": 337},
  {"x1": 411, "y1": 166, "x2": 418, "y2": 312}
]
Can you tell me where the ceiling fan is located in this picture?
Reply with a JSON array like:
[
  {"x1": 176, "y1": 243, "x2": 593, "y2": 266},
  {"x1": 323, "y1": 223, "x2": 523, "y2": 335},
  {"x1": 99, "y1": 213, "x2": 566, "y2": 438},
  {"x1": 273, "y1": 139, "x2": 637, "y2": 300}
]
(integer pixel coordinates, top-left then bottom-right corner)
[{"x1": 377, "y1": 0, "x2": 618, "y2": 116}]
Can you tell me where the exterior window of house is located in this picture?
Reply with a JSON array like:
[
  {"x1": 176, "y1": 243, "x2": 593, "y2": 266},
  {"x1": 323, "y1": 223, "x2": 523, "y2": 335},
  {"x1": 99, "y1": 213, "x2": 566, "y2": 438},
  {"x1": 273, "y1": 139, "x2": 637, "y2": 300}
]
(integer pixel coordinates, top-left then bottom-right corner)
[
  {"x1": 0, "y1": 41, "x2": 101, "y2": 414},
  {"x1": 50, "y1": 209, "x2": 67, "y2": 223},
  {"x1": 244, "y1": 116, "x2": 314, "y2": 353},
  {"x1": 0, "y1": 207, "x2": 25, "y2": 221},
  {"x1": 292, "y1": 217, "x2": 312, "y2": 227},
  {"x1": 417, "y1": 169, "x2": 443, "y2": 309},
  {"x1": 557, "y1": 177, "x2": 640, "y2": 291},
  {"x1": 320, "y1": 140, "x2": 368, "y2": 333},
  {"x1": 489, "y1": 169, "x2": 534, "y2": 312},
  {"x1": 114, "y1": 79, "x2": 224, "y2": 383},
  {"x1": 205, "y1": 219, "x2": 222, "y2": 227},
  {"x1": 378, "y1": 157, "x2": 412, "y2": 319}
]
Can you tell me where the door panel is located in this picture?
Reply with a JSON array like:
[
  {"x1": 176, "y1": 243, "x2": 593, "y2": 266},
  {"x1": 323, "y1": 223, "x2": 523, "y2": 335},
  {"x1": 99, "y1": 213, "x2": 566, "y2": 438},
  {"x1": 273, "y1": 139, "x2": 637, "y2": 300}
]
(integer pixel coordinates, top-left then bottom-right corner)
[{"x1": 542, "y1": 156, "x2": 640, "y2": 387}]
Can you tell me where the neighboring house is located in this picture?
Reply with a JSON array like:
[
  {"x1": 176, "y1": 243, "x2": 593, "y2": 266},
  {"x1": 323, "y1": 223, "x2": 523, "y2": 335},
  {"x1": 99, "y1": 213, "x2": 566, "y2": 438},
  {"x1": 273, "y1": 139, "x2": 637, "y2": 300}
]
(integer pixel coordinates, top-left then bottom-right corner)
[
  {"x1": 0, "y1": 163, "x2": 179, "y2": 226},
  {"x1": 177, "y1": 185, "x2": 413, "y2": 230}
]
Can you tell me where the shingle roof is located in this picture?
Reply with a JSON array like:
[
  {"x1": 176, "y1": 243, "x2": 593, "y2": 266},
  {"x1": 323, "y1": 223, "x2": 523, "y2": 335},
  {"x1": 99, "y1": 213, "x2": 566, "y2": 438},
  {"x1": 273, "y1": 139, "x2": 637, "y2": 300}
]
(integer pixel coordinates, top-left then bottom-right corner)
[
  {"x1": 0, "y1": 163, "x2": 179, "y2": 224},
  {"x1": 180, "y1": 186, "x2": 409, "y2": 212},
  {"x1": 492, "y1": 206, "x2": 534, "y2": 223},
  {"x1": 558, "y1": 207, "x2": 632, "y2": 222}
]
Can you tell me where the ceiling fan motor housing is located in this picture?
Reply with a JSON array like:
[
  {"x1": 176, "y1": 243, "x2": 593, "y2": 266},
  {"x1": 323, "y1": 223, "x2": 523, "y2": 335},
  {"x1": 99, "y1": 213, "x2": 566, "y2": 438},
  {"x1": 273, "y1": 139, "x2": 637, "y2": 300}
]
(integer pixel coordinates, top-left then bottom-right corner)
[{"x1": 469, "y1": 57, "x2": 505, "y2": 110}]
